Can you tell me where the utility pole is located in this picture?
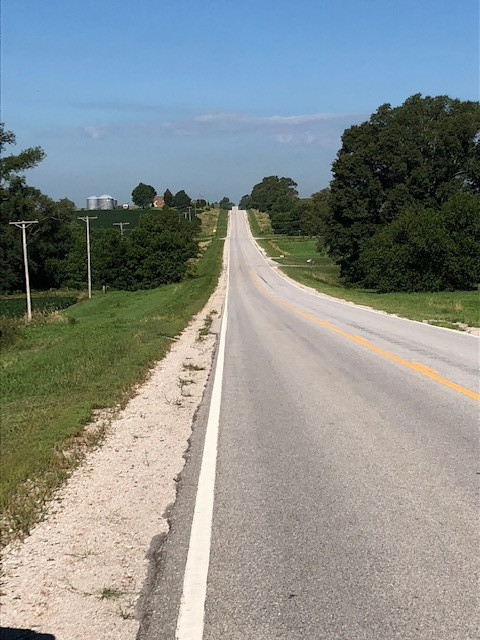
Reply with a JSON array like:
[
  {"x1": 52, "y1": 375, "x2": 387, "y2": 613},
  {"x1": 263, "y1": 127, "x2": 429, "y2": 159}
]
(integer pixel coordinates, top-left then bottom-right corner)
[
  {"x1": 78, "y1": 216, "x2": 97, "y2": 299},
  {"x1": 9, "y1": 220, "x2": 39, "y2": 321},
  {"x1": 187, "y1": 206, "x2": 192, "y2": 221},
  {"x1": 113, "y1": 221, "x2": 130, "y2": 236}
]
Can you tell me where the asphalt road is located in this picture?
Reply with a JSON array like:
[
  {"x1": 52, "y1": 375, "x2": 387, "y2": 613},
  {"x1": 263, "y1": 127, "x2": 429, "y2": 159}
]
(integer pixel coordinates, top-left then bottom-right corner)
[{"x1": 138, "y1": 210, "x2": 479, "y2": 640}]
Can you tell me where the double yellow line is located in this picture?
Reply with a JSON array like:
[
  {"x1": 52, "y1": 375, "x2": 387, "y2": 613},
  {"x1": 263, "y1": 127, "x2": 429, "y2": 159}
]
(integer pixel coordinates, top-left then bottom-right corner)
[{"x1": 251, "y1": 272, "x2": 480, "y2": 402}]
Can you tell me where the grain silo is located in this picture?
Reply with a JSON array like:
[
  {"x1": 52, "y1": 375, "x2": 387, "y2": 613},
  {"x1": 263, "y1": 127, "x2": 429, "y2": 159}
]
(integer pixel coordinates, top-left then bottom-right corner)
[
  {"x1": 87, "y1": 195, "x2": 99, "y2": 210},
  {"x1": 98, "y1": 194, "x2": 115, "y2": 210}
]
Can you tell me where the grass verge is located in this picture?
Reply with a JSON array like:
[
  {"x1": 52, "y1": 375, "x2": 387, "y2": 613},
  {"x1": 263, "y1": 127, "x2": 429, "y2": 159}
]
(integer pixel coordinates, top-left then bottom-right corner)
[
  {"x1": 247, "y1": 217, "x2": 479, "y2": 328},
  {"x1": 197, "y1": 207, "x2": 222, "y2": 237},
  {"x1": 247, "y1": 209, "x2": 273, "y2": 237},
  {"x1": 0, "y1": 209, "x2": 227, "y2": 544}
]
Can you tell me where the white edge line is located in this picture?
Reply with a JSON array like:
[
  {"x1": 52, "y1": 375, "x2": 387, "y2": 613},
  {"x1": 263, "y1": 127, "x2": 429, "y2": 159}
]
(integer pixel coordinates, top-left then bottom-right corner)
[
  {"x1": 242, "y1": 211, "x2": 479, "y2": 339},
  {"x1": 175, "y1": 215, "x2": 230, "y2": 640}
]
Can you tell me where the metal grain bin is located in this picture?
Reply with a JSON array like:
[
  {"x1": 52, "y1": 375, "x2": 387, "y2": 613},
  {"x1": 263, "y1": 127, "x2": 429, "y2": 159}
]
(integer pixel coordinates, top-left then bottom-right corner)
[
  {"x1": 87, "y1": 196, "x2": 99, "y2": 210},
  {"x1": 98, "y1": 194, "x2": 115, "y2": 210}
]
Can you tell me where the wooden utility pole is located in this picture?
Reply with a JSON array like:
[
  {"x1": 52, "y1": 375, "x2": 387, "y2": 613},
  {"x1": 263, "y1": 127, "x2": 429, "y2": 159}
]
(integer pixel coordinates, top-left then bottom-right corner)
[
  {"x1": 78, "y1": 216, "x2": 97, "y2": 298},
  {"x1": 9, "y1": 220, "x2": 39, "y2": 321},
  {"x1": 113, "y1": 221, "x2": 130, "y2": 236}
]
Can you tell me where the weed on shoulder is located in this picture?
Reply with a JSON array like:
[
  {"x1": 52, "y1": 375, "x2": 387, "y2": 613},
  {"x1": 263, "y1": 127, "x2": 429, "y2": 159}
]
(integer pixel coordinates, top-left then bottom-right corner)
[
  {"x1": 197, "y1": 310, "x2": 218, "y2": 341},
  {"x1": 182, "y1": 362, "x2": 206, "y2": 371},
  {"x1": 99, "y1": 586, "x2": 124, "y2": 600}
]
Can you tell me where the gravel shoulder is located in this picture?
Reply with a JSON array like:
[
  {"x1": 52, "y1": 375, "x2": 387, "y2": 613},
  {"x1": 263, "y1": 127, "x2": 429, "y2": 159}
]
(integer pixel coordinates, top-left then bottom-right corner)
[{"x1": 0, "y1": 251, "x2": 228, "y2": 639}]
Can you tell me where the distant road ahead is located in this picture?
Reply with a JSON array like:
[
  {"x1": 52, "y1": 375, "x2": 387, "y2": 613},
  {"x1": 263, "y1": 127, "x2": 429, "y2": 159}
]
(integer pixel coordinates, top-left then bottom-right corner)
[{"x1": 140, "y1": 209, "x2": 479, "y2": 640}]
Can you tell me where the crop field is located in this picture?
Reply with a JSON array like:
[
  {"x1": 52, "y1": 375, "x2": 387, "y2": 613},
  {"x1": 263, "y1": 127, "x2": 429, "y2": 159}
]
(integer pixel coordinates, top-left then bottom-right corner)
[
  {"x1": 0, "y1": 294, "x2": 78, "y2": 318},
  {"x1": 74, "y1": 208, "x2": 165, "y2": 231},
  {"x1": 74, "y1": 207, "x2": 214, "y2": 233}
]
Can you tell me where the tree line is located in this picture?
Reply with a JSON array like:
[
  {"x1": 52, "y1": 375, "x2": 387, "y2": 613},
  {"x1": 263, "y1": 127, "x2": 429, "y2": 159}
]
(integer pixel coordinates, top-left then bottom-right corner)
[
  {"x1": 239, "y1": 178, "x2": 330, "y2": 237},
  {"x1": 241, "y1": 94, "x2": 480, "y2": 292},
  {"x1": 131, "y1": 183, "x2": 197, "y2": 212},
  {"x1": 131, "y1": 182, "x2": 235, "y2": 212},
  {"x1": 0, "y1": 125, "x2": 199, "y2": 293}
]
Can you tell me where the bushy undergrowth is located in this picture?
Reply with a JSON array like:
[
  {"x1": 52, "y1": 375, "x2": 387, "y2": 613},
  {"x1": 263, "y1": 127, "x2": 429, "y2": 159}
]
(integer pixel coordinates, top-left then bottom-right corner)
[
  {"x1": 65, "y1": 210, "x2": 198, "y2": 290},
  {"x1": 360, "y1": 193, "x2": 480, "y2": 292}
]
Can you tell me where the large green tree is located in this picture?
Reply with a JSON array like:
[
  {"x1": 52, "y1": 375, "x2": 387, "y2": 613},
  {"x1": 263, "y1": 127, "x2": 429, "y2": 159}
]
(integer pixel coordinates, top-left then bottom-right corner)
[
  {"x1": 250, "y1": 176, "x2": 298, "y2": 213},
  {"x1": 163, "y1": 188, "x2": 175, "y2": 207},
  {"x1": 64, "y1": 228, "x2": 133, "y2": 291},
  {"x1": 239, "y1": 194, "x2": 252, "y2": 209},
  {"x1": 307, "y1": 188, "x2": 331, "y2": 239},
  {"x1": 249, "y1": 176, "x2": 299, "y2": 234},
  {"x1": 219, "y1": 196, "x2": 234, "y2": 210},
  {"x1": 327, "y1": 94, "x2": 480, "y2": 283},
  {"x1": 127, "y1": 211, "x2": 198, "y2": 288},
  {"x1": 173, "y1": 189, "x2": 191, "y2": 212},
  {"x1": 0, "y1": 124, "x2": 76, "y2": 292},
  {"x1": 132, "y1": 182, "x2": 157, "y2": 208},
  {"x1": 359, "y1": 192, "x2": 480, "y2": 292}
]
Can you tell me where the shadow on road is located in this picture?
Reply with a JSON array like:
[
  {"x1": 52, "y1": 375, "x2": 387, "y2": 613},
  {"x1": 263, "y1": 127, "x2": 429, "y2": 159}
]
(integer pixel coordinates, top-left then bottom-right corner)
[{"x1": 0, "y1": 629, "x2": 56, "y2": 640}]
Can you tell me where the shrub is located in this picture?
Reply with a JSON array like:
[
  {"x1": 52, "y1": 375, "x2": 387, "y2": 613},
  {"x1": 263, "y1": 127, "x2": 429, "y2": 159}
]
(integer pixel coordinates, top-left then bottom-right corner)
[{"x1": 360, "y1": 193, "x2": 480, "y2": 292}]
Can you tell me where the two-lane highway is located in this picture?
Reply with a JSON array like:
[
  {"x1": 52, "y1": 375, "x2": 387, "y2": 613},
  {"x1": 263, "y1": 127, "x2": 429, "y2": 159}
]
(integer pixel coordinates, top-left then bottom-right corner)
[{"x1": 138, "y1": 209, "x2": 479, "y2": 640}]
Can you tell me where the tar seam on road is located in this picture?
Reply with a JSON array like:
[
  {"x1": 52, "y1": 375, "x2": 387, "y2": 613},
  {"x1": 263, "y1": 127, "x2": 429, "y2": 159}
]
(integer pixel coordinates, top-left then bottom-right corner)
[
  {"x1": 175, "y1": 235, "x2": 230, "y2": 640},
  {"x1": 250, "y1": 271, "x2": 480, "y2": 403}
]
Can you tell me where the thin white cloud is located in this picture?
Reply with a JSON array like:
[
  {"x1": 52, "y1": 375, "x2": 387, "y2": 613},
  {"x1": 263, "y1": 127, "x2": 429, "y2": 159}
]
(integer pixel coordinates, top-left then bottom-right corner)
[
  {"x1": 83, "y1": 126, "x2": 106, "y2": 140},
  {"x1": 161, "y1": 110, "x2": 365, "y2": 147},
  {"x1": 193, "y1": 112, "x2": 351, "y2": 126},
  {"x1": 274, "y1": 132, "x2": 294, "y2": 144},
  {"x1": 80, "y1": 110, "x2": 366, "y2": 148}
]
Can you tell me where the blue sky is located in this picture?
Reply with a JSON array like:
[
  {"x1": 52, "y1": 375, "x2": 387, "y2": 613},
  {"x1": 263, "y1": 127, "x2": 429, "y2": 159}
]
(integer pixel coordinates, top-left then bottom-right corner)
[{"x1": 3, "y1": 0, "x2": 478, "y2": 206}]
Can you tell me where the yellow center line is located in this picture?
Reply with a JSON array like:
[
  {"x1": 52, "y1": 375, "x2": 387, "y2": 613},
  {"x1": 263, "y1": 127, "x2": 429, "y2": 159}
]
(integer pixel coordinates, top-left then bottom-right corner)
[
  {"x1": 411, "y1": 362, "x2": 439, "y2": 374},
  {"x1": 250, "y1": 271, "x2": 480, "y2": 402}
]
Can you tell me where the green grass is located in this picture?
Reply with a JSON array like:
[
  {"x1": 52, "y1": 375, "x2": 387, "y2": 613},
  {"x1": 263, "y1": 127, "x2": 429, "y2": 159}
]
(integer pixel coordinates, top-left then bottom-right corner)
[
  {"x1": 0, "y1": 210, "x2": 227, "y2": 541},
  {"x1": 197, "y1": 207, "x2": 222, "y2": 237},
  {"x1": 282, "y1": 268, "x2": 479, "y2": 327},
  {"x1": 247, "y1": 209, "x2": 273, "y2": 236},
  {"x1": 215, "y1": 207, "x2": 228, "y2": 237},
  {"x1": 247, "y1": 209, "x2": 262, "y2": 236},
  {"x1": 247, "y1": 215, "x2": 479, "y2": 328}
]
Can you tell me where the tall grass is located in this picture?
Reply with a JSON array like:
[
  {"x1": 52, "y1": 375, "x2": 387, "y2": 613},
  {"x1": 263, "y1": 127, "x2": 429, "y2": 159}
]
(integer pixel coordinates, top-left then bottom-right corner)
[{"x1": 247, "y1": 209, "x2": 273, "y2": 236}]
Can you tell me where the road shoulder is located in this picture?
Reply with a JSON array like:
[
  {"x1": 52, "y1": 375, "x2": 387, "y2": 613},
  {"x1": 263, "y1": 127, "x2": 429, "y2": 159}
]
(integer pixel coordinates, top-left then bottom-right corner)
[{"x1": 0, "y1": 256, "x2": 228, "y2": 640}]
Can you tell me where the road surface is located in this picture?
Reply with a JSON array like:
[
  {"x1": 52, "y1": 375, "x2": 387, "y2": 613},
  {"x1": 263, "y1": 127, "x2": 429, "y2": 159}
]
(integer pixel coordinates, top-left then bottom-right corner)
[{"x1": 138, "y1": 209, "x2": 479, "y2": 640}]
